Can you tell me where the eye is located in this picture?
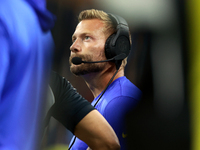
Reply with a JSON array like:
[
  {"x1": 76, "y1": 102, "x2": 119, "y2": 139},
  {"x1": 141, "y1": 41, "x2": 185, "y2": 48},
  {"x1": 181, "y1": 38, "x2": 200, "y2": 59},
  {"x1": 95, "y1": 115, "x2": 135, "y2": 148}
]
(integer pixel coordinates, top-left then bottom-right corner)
[
  {"x1": 72, "y1": 38, "x2": 76, "y2": 43},
  {"x1": 85, "y1": 36, "x2": 90, "y2": 40}
]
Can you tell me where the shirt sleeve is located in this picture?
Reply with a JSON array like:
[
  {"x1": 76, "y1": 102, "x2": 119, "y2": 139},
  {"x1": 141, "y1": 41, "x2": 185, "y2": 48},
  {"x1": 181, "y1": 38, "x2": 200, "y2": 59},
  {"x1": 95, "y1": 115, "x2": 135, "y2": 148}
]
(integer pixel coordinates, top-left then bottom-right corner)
[
  {"x1": 49, "y1": 71, "x2": 95, "y2": 133},
  {"x1": 0, "y1": 21, "x2": 9, "y2": 102}
]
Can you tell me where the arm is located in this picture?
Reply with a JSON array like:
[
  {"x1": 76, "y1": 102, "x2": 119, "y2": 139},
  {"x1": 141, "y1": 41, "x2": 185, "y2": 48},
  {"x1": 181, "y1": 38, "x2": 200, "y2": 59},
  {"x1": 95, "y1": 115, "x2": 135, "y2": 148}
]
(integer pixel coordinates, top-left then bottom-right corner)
[
  {"x1": 74, "y1": 109, "x2": 120, "y2": 150},
  {"x1": 49, "y1": 72, "x2": 120, "y2": 149},
  {"x1": 0, "y1": 21, "x2": 9, "y2": 101}
]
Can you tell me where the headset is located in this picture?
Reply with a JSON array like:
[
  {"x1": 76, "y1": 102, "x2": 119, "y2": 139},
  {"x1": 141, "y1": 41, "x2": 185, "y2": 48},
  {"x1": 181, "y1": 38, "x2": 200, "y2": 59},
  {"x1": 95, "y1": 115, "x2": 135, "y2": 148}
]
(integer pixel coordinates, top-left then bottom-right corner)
[
  {"x1": 105, "y1": 13, "x2": 131, "y2": 66},
  {"x1": 69, "y1": 12, "x2": 131, "y2": 150}
]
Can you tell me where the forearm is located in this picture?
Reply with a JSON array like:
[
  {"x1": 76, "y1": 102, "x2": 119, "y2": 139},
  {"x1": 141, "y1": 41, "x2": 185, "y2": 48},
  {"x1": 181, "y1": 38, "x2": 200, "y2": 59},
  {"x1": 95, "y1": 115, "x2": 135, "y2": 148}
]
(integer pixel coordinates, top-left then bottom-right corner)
[{"x1": 74, "y1": 110, "x2": 120, "y2": 150}]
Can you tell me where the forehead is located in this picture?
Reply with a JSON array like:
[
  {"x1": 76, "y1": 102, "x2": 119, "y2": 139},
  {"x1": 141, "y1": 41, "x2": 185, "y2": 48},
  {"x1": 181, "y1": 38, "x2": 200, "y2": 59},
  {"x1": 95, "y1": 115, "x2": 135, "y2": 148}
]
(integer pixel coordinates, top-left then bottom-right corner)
[{"x1": 74, "y1": 19, "x2": 105, "y2": 36}]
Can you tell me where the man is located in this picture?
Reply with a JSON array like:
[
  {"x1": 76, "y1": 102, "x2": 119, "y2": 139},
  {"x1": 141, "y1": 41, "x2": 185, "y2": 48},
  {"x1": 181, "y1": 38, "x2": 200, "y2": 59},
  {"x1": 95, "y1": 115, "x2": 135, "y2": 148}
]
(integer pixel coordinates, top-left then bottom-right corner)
[
  {"x1": 69, "y1": 9, "x2": 142, "y2": 150},
  {"x1": 0, "y1": 0, "x2": 55, "y2": 149},
  {"x1": 0, "y1": 1, "x2": 120, "y2": 149}
]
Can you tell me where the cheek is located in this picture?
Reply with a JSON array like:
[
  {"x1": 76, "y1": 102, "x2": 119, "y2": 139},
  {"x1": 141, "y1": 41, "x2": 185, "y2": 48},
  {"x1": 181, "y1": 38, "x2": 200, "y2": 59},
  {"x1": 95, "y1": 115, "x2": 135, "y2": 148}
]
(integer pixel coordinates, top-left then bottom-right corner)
[{"x1": 92, "y1": 43, "x2": 106, "y2": 59}]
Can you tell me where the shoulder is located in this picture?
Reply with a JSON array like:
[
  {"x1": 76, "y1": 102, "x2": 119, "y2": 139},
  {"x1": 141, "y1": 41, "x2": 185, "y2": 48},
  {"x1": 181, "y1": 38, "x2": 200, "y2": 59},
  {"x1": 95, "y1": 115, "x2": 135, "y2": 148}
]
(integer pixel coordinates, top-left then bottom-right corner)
[
  {"x1": 107, "y1": 76, "x2": 142, "y2": 101},
  {"x1": 97, "y1": 77, "x2": 141, "y2": 115},
  {"x1": 49, "y1": 71, "x2": 72, "y2": 101},
  {"x1": 49, "y1": 71, "x2": 63, "y2": 89}
]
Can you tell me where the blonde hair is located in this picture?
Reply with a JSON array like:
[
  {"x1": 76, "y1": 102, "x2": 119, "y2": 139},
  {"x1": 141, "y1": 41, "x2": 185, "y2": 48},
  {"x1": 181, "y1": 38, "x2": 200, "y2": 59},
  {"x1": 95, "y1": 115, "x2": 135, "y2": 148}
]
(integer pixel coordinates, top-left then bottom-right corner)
[{"x1": 78, "y1": 9, "x2": 130, "y2": 69}]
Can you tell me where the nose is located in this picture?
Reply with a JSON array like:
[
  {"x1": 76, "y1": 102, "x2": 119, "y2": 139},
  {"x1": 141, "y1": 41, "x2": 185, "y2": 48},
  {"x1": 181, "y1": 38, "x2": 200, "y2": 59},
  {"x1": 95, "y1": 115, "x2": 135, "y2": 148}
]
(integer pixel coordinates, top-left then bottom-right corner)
[{"x1": 70, "y1": 39, "x2": 81, "y2": 53}]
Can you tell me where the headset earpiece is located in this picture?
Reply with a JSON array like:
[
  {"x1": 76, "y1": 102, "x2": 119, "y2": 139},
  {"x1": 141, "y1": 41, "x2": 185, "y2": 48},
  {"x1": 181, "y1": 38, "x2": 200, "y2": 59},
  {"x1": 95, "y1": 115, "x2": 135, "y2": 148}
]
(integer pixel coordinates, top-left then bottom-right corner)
[
  {"x1": 105, "y1": 34, "x2": 116, "y2": 59},
  {"x1": 105, "y1": 13, "x2": 131, "y2": 60}
]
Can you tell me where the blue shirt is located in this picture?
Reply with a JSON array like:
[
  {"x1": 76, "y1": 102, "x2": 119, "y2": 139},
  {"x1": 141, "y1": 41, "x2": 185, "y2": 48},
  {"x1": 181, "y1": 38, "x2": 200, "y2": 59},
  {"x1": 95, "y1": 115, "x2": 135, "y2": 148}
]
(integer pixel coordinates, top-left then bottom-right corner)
[
  {"x1": 69, "y1": 76, "x2": 142, "y2": 150},
  {"x1": 0, "y1": 0, "x2": 55, "y2": 149}
]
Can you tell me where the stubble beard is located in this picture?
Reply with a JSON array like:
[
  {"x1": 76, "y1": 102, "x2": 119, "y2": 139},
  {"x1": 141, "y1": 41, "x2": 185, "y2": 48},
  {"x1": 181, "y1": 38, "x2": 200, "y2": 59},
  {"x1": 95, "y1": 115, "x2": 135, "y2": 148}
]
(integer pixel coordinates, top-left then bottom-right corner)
[{"x1": 69, "y1": 54, "x2": 107, "y2": 76}]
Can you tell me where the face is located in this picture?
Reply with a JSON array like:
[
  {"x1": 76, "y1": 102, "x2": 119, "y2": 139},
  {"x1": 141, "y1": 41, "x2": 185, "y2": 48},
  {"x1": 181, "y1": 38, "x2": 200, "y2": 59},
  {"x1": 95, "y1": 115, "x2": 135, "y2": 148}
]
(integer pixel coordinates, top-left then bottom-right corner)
[{"x1": 69, "y1": 19, "x2": 108, "y2": 76}]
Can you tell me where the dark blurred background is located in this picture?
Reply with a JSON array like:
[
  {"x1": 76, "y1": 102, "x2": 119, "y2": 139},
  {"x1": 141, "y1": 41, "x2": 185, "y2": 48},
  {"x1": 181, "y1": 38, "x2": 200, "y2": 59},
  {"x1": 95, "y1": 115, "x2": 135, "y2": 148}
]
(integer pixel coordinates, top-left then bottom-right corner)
[{"x1": 42, "y1": 0, "x2": 200, "y2": 149}]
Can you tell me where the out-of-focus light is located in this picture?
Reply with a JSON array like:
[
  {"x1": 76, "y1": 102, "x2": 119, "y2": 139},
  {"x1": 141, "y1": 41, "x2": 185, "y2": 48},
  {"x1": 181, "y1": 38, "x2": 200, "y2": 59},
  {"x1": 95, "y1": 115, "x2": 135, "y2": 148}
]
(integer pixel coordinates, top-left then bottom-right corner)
[{"x1": 95, "y1": 0, "x2": 177, "y2": 31}]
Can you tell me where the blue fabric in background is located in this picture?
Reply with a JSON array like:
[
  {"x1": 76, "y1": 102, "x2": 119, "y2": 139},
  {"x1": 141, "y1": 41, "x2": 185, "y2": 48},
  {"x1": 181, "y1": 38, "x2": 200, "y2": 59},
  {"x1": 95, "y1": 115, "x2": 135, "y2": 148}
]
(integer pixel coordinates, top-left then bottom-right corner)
[{"x1": 0, "y1": 0, "x2": 55, "y2": 149}]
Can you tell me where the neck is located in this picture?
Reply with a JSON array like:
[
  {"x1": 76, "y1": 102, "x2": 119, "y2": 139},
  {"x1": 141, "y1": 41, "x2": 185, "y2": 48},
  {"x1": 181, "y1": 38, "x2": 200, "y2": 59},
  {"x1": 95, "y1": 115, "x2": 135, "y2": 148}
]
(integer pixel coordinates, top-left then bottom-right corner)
[{"x1": 81, "y1": 66, "x2": 124, "y2": 98}]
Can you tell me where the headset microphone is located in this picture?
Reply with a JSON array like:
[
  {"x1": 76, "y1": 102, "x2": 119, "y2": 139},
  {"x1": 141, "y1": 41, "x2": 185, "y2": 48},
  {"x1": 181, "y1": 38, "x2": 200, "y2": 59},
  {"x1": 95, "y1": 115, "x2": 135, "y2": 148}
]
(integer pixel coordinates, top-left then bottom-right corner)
[{"x1": 71, "y1": 53, "x2": 126, "y2": 65}]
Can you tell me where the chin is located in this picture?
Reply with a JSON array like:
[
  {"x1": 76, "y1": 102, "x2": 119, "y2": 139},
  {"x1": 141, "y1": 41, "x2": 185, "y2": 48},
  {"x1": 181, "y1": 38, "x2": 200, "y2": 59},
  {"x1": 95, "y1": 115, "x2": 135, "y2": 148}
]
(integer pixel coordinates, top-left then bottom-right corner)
[{"x1": 70, "y1": 65, "x2": 83, "y2": 76}]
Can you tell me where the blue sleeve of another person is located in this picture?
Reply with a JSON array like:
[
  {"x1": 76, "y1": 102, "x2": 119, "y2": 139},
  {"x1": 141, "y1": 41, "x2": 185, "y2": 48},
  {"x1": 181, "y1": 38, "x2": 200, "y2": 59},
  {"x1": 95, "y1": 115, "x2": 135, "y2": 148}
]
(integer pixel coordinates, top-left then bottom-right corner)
[{"x1": 0, "y1": 0, "x2": 55, "y2": 149}]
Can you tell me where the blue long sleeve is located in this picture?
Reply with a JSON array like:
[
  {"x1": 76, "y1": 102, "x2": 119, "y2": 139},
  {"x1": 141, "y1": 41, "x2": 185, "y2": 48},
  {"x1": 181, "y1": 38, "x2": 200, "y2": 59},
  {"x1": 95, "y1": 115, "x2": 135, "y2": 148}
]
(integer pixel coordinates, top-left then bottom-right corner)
[{"x1": 0, "y1": 0, "x2": 55, "y2": 149}]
